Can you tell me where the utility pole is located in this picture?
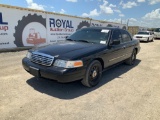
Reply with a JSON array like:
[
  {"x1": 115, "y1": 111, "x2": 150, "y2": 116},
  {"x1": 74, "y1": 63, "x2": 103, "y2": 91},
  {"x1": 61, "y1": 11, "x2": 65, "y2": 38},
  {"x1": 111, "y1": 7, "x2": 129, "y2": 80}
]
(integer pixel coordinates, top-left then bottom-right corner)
[{"x1": 127, "y1": 19, "x2": 129, "y2": 30}]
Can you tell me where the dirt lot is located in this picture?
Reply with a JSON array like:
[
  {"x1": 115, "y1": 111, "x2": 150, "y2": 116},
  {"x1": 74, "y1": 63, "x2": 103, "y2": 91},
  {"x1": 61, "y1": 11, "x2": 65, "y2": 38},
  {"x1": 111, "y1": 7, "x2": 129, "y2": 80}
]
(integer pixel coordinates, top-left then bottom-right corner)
[{"x1": 1, "y1": 40, "x2": 160, "y2": 120}]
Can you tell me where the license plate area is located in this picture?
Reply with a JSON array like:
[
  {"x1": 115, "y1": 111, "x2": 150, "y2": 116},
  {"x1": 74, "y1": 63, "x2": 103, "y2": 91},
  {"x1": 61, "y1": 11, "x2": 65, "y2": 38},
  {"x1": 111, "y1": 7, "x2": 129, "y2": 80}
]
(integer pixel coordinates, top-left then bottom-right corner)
[{"x1": 29, "y1": 66, "x2": 40, "y2": 77}]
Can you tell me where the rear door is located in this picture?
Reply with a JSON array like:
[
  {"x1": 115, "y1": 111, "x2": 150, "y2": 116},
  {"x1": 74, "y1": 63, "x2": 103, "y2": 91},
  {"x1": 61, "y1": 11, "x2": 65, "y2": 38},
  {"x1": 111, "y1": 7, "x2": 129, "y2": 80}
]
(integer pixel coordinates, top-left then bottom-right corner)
[{"x1": 120, "y1": 29, "x2": 133, "y2": 60}]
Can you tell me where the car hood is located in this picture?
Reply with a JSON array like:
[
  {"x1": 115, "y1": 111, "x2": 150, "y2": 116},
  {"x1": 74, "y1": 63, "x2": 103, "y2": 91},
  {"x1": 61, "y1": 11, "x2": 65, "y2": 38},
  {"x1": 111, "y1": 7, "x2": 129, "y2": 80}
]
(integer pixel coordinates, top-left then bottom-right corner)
[{"x1": 31, "y1": 41, "x2": 107, "y2": 60}]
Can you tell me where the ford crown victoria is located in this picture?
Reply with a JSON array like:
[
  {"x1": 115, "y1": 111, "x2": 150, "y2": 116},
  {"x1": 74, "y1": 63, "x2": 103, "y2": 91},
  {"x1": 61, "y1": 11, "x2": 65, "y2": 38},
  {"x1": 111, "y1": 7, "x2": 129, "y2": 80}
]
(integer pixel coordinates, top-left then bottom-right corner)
[
  {"x1": 154, "y1": 28, "x2": 160, "y2": 39},
  {"x1": 133, "y1": 31, "x2": 154, "y2": 42},
  {"x1": 22, "y1": 27, "x2": 140, "y2": 87}
]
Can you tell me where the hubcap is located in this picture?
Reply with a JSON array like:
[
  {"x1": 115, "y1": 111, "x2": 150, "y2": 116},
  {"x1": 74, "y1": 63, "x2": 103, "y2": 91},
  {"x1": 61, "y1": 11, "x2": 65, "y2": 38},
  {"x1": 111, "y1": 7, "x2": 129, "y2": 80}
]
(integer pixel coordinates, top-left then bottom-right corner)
[
  {"x1": 92, "y1": 70, "x2": 97, "y2": 78},
  {"x1": 89, "y1": 65, "x2": 99, "y2": 81}
]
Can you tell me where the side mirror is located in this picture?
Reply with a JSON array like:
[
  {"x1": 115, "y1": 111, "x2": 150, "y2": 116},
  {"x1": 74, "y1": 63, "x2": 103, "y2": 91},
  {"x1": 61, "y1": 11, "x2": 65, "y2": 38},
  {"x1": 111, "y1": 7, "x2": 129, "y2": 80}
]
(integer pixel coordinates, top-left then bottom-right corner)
[
  {"x1": 112, "y1": 39, "x2": 120, "y2": 45},
  {"x1": 65, "y1": 36, "x2": 68, "y2": 40}
]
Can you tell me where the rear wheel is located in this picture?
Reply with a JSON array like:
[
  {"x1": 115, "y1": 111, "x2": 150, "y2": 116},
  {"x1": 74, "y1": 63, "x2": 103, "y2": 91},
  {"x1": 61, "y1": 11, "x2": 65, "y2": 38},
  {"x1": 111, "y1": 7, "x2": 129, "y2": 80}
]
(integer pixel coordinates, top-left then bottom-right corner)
[
  {"x1": 81, "y1": 60, "x2": 102, "y2": 87},
  {"x1": 125, "y1": 49, "x2": 137, "y2": 65}
]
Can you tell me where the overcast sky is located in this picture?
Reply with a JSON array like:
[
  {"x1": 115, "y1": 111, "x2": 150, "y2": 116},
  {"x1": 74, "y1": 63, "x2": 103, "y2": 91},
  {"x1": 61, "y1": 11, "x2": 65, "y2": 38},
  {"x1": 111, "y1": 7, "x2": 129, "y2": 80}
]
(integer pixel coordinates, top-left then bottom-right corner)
[{"x1": 0, "y1": 0, "x2": 160, "y2": 28}]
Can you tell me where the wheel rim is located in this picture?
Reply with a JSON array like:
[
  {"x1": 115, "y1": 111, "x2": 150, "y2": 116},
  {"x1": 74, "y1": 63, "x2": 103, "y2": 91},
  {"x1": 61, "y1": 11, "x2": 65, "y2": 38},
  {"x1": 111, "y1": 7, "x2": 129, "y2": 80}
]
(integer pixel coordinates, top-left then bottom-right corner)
[
  {"x1": 92, "y1": 70, "x2": 97, "y2": 78},
  {"x1": 89, "y1": 65, "x2": 100, "y2": 82}
]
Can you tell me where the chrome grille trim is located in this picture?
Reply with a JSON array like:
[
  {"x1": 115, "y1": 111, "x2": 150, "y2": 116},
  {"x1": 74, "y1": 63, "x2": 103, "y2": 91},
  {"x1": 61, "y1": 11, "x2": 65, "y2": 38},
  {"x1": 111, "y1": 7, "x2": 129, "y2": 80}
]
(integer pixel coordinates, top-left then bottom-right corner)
[
  {"x1": 31, "y1": 52, "x2": 54, "y2": 66},
  {"x1": 136, "y1": 36, "x2": 142, "y2": 38}
]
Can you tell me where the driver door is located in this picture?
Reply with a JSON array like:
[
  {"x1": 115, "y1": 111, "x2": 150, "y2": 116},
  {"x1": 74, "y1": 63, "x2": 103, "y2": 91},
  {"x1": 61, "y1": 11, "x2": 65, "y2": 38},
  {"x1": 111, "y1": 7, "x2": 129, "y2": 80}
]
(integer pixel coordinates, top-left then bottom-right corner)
[{"x1": 103, "y1": 29, "x2": 125, "y2": 67}]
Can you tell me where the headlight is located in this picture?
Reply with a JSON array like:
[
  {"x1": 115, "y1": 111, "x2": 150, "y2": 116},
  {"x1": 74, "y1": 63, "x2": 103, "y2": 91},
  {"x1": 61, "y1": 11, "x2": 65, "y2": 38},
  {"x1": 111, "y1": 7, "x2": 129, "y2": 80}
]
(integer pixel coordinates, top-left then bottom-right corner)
[
  {"x1": 26, "y1": 52, "x2": 32, "y2": 59},
  {"x1": 133, "y1": 36, "x2": 136, "y2": 39},
  {"x1": 54, "y1": 59, "x2": 83, "y2": 68}
]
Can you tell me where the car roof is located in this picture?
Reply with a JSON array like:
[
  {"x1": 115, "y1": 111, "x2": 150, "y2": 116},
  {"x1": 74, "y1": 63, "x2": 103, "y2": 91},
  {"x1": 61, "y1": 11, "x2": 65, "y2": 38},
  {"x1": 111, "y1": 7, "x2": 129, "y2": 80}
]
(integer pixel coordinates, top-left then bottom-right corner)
[
  {"x1": 81, "y1": 27, "x2": 122, "y2": 30},
  {"x1": 138, "y1": 31, "x2": 150, "y2": 33}
]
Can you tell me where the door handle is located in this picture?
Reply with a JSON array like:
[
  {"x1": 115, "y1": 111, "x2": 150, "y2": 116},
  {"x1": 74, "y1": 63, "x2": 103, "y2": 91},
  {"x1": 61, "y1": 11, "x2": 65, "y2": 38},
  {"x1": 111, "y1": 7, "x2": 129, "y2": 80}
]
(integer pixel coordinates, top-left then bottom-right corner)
[{"x1": 123, "y1": 46, "x2": 126, "y2": 49}]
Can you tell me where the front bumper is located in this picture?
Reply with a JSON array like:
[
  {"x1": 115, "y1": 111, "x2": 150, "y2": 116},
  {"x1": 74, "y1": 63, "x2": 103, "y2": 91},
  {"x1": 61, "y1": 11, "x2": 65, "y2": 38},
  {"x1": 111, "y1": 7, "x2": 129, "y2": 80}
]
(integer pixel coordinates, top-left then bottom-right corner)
[
  {"x1": 154, "y1": 34, "x2": 160, "y2": 39},
  {"x1": 22, "y1": 57, "x2": 85, "y2": 83},
  {"x1": 135, "y1": 38, "x2": 148, "y2": 41}
]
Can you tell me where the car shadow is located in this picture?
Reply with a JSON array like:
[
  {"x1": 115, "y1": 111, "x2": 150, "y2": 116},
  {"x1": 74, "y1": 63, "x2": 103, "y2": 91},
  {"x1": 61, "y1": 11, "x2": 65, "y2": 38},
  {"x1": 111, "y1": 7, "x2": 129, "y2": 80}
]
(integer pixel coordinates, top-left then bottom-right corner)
[
  {"x1": 26, "y1": 59, "x2": 141, "y2": 99},
  {"x1": 140, "y1": 41, "x2": 148, "y2": 43},
  {"x1": 154, "y1": 38, "x2": 160, "y2": 40},
  {"x1": 140, "y1": 41, "x2": 153, "y2": 43}
]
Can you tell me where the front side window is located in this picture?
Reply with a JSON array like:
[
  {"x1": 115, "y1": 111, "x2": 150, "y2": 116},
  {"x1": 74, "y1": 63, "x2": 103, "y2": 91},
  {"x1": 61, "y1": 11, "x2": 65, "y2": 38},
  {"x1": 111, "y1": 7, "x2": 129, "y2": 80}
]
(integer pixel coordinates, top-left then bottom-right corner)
[{"x1": 110, "y1": 29, "x2": 122, "y2": 44}]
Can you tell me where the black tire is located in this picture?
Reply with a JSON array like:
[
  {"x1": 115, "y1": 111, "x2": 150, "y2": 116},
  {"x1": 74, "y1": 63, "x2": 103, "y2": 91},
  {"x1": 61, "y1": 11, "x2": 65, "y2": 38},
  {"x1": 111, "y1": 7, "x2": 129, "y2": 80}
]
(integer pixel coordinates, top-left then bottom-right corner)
[
  {"x1": 81, "y1": 60, "x2": 102, "y2": 87},
  {"x1": 147, "y1": 38, "x2": 149, "y2": 42},
  {"x1": 125, "y1": 49, "x2": 137, "y2": 65},
  {"x1": 14, "y1": 14, "x2": 46, "y2": 47},
  {"x1": 76, "y1": 21, "x2": 90, "y2": 31}
]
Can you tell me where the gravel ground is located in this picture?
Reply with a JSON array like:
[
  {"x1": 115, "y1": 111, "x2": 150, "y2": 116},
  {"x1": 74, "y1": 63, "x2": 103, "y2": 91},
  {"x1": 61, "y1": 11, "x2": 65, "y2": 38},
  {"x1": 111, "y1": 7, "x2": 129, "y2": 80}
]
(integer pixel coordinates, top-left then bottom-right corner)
[{"x1": 1, "y1": 40, "x2": 160, "y2": 120}]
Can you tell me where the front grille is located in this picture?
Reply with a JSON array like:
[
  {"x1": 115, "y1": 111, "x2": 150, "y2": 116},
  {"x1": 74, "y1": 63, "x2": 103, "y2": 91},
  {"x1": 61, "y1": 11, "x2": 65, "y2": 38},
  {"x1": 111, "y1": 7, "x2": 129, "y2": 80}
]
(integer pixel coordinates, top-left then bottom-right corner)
[
  {"x1": 136, "y1": 36, "x2": 142, "y2": 38},
  {"x1": 31, "y1": 52, "x2": 54, "y2": 66}
]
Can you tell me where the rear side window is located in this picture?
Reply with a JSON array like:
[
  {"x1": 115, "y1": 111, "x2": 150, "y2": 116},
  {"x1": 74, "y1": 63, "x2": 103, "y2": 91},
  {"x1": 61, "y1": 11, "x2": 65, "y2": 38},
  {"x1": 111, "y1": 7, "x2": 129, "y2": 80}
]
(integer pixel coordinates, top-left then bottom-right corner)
[{"x1": 120, "y1": 30, "x2": 132, "y2": 43}]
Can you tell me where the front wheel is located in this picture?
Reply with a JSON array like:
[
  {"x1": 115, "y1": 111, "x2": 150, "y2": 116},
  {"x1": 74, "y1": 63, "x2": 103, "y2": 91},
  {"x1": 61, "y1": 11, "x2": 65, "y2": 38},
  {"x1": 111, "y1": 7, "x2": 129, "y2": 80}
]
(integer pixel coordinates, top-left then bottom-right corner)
[
  {"x1": 81, "y1": 60, "x2": 102, "y2": 87},
  {"x1": 151, "y1": 38, "x2": 154, "y2": 42},
  {"x1": 125, "y1": 49, "x2": 137, "y2": 65}
]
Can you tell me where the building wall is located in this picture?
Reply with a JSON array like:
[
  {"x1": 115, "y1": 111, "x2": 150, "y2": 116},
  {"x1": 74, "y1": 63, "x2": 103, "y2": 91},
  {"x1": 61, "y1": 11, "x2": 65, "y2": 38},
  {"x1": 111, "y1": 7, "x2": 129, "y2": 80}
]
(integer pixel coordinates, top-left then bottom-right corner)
[
  {"x1": 0, "y1": 4, "x2": 126, "y2": 50},
  {"x1": 128, "y1": 26, "x2": 148, "y2": 36}
]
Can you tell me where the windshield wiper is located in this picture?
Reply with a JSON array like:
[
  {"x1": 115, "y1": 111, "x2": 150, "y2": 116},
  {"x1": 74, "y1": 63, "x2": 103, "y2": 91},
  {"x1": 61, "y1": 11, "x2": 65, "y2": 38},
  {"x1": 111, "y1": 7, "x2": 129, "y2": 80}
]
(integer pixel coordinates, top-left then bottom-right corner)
[
  {"x1": 77, "y1": 39, "x2": 90, "y2": 43},
  {"x1": 66, "y1": 38, "x2": 75, "y2": 41}
]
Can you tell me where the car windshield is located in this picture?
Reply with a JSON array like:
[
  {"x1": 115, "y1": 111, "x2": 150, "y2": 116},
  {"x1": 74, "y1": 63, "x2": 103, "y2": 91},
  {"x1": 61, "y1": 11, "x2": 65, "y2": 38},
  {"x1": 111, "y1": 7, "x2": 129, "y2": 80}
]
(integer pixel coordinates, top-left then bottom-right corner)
[
  {"x1": 67, "y1": 29, "x2": 110, "y2": 44},
  {"x1": 137, "y1": 32, "x2": 149, "y2": 35},
  {"x1": 154, "y1": 28, "x2": 160, "y2": 32}
]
